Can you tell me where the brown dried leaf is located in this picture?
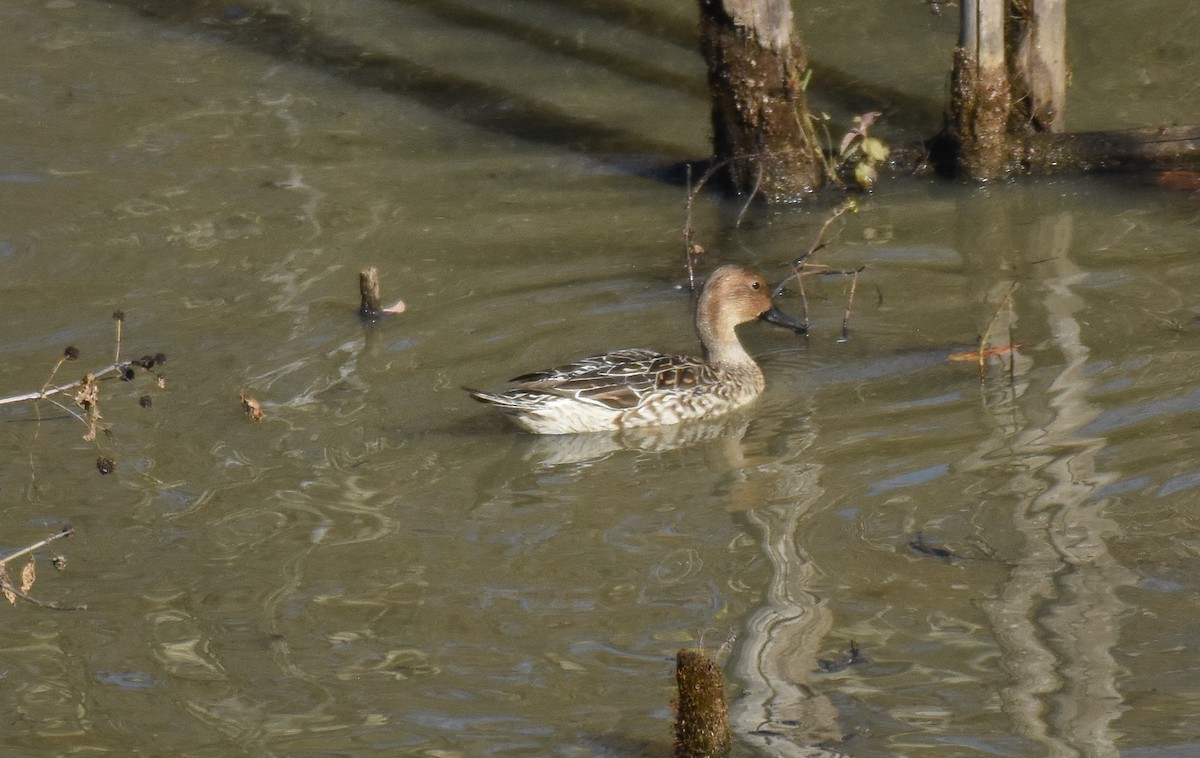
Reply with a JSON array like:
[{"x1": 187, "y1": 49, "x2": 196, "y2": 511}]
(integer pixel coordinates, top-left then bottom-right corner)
[
  {"x1": 240, "y1": 391, "x2": 266, "y2": 422},
  {"x1": 20, "y1": 559, "x2": 35, "y2": 594},
  {"x1": 1, "y1": 568, "x2": 14, "y2": 606},
  {"x1": 74, "y1": 373, "x2": 99, "y2": 410},
  {"x1": 948, "y1": 343, "x2": 1025, "y2": 362}
]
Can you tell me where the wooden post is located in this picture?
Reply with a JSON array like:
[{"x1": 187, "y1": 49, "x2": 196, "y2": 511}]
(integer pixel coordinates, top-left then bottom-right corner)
[
  {"x1": 359, "y1": 267, "x2": 383, "y2": 320},
  {"x1": 952, "y1": 0, "x2": 1013, "y2": 179},
  {"x1": 1012, "y1": 0, "x2": 1068, "y2": 132},
  {"x1": 698, "y1": 0, "x2": 824, "y2": 201},
  {"x1": 674, "y1": 648, "x2": 732, "y2": 757}
]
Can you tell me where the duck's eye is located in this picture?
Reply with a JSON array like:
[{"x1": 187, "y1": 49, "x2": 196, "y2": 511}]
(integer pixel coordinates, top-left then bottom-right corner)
[{"x1": 750, "y1": 280, "x2": 761, "y2": 290}]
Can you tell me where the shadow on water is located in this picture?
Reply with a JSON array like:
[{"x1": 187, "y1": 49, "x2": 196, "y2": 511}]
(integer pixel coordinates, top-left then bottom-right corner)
[
  {"x1": 103, "y1": 0, "x2": 699, "y2": 180},
  {"x1": 101, "y1": 0, "x2": 942, "y2": 183},
  {"x1": 548, "y1": 0, "x2": 944, "y2": 132}
]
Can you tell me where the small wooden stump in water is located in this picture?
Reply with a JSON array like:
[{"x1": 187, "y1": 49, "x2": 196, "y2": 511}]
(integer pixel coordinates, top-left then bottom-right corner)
[
  {"x1": 359, "y1": 267, "x2": 405, "y2": 321},
  {"x1": 674, "y1": 648, "x2": 731, "y2": 757}
]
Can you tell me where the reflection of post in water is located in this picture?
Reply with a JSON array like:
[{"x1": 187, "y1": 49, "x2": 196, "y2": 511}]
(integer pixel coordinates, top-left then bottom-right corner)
[
  {"x1": 721, "y1": 427, "x2": 845, "y2": 754},
  {"x1": 960, "y1": 210, "x2": 1136, "y2": 755}
]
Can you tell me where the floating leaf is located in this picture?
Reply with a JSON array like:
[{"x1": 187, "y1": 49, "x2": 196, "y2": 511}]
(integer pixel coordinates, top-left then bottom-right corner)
[
  {"x1": 1156, "y1": 170, "x2": 1200, "y2": 192},
  {"x1": 862, "y1": 136, "x2": 890, "y2": 163},
  {"x1": 948, "y1": 344, "x2": 1025, "y2": 362},
  {"x1": 854, "y1": 161, "x2": 878, "y2": 190},
  {"x1": 240, "y1": 391, "x2": 266, "y2": 422},
  {"x1": 1, "y1": 568, "x2": 14, "y2": 606},
  {"x1": 20, "y1": 559, "x2": 35, "y2": 593}
]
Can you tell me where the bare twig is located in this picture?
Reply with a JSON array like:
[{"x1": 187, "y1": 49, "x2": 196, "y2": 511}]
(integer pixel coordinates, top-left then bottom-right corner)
[
  {"x1": 763, "y1": 200, "x2": 864, "y2": 335},
  {"x1": 978, "y1": 282, "x2": 1019, "y2": 379},
  {"x1": 112, "y1": 310, "x2": 124, "y2": 366},
  {"x1": 840, "y1": 268, "x2": 861, "y2": 343},
  {"x1": 776, "y1": 198, "x2": 858, "y2": 297},
  {"x1": 0, "y1": 579, "x2": 87, "y2": 611},
  {"x1": 0, "y1": 526, "x2": 75, "y2": 568},
  {"x1": 0, "y1": 361, "x2": 128, "y2": 407},
  {"x1": 683, "y1": 164, "x2": 698, "y2": 291},
  {"x1": 735, "y1": 162, "x2": 764, "y2": 228}
]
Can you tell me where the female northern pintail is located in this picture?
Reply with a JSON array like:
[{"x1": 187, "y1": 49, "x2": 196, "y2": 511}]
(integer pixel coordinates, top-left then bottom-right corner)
[{"x1": 467, "y1": 265, "x2": 805, "y2": 434}]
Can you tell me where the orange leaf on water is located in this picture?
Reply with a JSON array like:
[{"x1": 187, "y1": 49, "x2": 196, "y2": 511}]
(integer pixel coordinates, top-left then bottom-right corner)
[
  {"x1": 1156, "y1": 170, "x2": 1200, "y2": 192},
  {"x1": 948, "y1": 344, "x2": 1024, "y2": 362}
]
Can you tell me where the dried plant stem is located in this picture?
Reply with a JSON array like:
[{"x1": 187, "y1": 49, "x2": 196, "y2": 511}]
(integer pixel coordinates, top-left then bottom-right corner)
[
  {"x1": 978, "y1": 282, "x2": 1018, "y2": 379},
  {"x1": 683, "y1": 164, "x2": 698, "y2": 292},
  {"x1": 113, "y1": 312, "x2": 124, "y2": 366},
  {"x1": 734, "y1": 162, "x2": 764, "y2": 227},
  {"x1": 0, "y1": 526, "x2": 75, "y2": 569},
  {"x1": 0, "y1": 582, "x2": 87, "y2": 611},
  {"x1": 840, "y1": 268, "x2": 861, "y2": 342},
  {"x1": 0, "y1": 362, "x2": 126, "y2": 407}
]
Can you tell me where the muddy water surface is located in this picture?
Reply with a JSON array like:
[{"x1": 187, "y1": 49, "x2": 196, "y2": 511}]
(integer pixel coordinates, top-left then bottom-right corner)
[{"x1": 1, "y1": 1, "x2": 1199, "y2": 756}]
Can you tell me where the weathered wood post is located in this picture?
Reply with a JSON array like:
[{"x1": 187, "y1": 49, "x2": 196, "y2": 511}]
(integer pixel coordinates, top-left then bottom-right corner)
[
  {"x1": 951, "y1": 0, "x2": 1013, "y2": 179},
  {"x1": 698, "y1": 0, "x2": 824, "y2": 200},
  {"x1": 1011, "y1": 0, "x2": 1068, "y2": 133}
]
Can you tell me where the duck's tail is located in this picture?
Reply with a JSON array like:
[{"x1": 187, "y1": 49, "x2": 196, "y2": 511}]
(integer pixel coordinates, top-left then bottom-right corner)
[{"x1": 463, "y1": 387, "x2": 537, "y2": 411}]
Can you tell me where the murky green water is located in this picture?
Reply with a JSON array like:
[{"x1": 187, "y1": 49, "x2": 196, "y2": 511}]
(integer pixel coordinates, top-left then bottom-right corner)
[{"x1": 2, "y1": 1, "x2": 1199, "y2": 755}]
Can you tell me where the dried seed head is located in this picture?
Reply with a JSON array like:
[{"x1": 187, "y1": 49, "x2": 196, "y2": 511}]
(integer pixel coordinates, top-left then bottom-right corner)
[
  {"x1": 139, "y1": 395, "x2": 153, "y2": 408},
  {"x1": 64, "y1": 346, "x2": 80, "y2": 360},
  {"x1": 96, "y1": 456, "x2": 116, "y2": 475},
  {"x1": 112, "y1": 310, "x2": 125, "y2": 322},
  {"x1": 52, "y1": 555, "x2": 68, "y2": 571},
  {"x1": 120, "y1": 367, "x2": 136, "y2": 382}
]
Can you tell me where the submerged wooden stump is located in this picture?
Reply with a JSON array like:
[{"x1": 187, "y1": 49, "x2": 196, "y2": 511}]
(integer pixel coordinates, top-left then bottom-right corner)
[
  {"x1": 951, "y1": 46, "x2": 1013, "y2": 180},
  {"x1": 674, "y1": 648, "x2": 731, "y2": 757},
  {"x1": 698, "y1": 0, "x2": 823, "y2": 200},
  {"x1": 358, "y1": 267, "x2": 404, "y2": 321}
]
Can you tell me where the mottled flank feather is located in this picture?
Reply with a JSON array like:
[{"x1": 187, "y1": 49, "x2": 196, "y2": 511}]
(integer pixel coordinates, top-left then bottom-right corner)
[{"x1": 467, "y1": 265, "x2": 804, "y2": 434}]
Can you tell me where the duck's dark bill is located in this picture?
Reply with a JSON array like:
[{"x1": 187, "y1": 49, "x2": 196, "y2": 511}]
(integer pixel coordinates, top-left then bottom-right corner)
[{"x1": 760, "y1": 305, "x2": 808, "y2": 334}]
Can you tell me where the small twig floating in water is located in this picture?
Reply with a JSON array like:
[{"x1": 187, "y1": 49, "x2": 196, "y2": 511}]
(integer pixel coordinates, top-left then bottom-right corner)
[
  {"x1": 0, "y1": 525, "x2": 75, "y2": 569},
  {"x1": 840, "y1": 267, "x2": 861, "y2": 343},
  {"x1": 358, "y1": 267, "x2": 406, "y2": 321},
  {"x1": 112, "y1": 309, "x2": 124, "y2": 365},
  {"x1": 945, "y1": 281, "x2": 1022, "y2": 379},
  {"x1": 0, "y1": 526, "x2": 85, "y2": 611}
]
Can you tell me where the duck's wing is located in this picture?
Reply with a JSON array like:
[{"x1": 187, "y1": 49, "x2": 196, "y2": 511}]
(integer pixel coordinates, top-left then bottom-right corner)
[{"x1": 508, "y1": 350, "x2": 716, "y2": 410}]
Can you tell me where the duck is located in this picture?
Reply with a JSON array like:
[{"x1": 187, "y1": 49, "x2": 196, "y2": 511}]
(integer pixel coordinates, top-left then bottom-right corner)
[{"x1": 466, "y1": 265, "x2": 805, "y2": 434}]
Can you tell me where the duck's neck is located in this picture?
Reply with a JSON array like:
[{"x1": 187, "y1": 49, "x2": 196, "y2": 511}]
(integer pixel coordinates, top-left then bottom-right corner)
[{"x1": 697, "y1": 304, "x2": 756, "y2": 372}]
